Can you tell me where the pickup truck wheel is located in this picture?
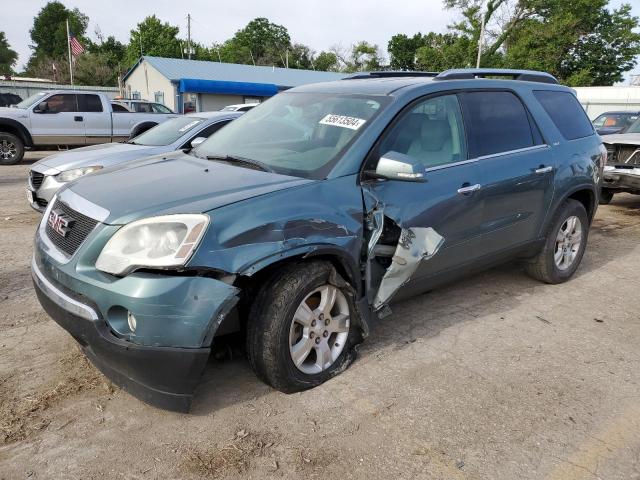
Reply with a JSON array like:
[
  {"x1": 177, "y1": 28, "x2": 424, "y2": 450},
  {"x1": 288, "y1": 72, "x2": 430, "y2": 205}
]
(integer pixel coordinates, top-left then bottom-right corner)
[
  {"x1": 246, "y1": 261, "x2": 358, "y2": 393},
  {"x1": 599, "y1": 188, "x2": 614, "y2": 205},
  {"x1": 0, "y1": 133, "x2": 24, "y2": 165},
  {"x1": 525, "y1": 199, "x2": 589, "y2": 284}
]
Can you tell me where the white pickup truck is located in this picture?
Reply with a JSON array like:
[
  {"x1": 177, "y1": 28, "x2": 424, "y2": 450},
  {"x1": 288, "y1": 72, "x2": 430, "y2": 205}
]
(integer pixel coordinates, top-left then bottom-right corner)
[{"x1": 0, "y1": 90, "x2": 178, "y2": 164}]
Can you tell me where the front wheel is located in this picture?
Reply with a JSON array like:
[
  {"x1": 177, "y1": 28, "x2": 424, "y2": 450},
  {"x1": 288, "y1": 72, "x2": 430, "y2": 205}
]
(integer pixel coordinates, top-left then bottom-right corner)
[
  {"x1": 0, "y1": 132, "x2": 24, "y2": 165},
  {"x1": 525, "y1": 199, "x2": 589, "y2": 284},
  {"x1": 246, "y1": 261, "x2": 359, "y2": 393}
]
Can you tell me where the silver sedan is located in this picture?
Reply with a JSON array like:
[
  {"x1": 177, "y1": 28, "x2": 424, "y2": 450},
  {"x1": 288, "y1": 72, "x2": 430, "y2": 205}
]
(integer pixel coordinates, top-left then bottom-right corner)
[{"x1": 27, "y1": 111, "x2": 242, "y2": 212}]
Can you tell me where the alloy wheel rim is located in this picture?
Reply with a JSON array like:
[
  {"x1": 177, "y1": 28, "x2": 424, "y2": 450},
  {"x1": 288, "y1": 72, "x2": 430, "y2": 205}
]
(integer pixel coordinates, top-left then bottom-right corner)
[
  {"x1": 554, "y1": 215, "x2": 582, "y2": 271},
  {"x1": 0, "y1": 140, "x2": 16, "y2": 160},
  {"x1": 288, "y1": 284, "x2": 350, "y2": 375}
]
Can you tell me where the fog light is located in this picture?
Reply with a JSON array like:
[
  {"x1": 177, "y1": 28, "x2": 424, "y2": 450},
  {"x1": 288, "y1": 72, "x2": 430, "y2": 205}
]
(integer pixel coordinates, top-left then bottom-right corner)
[{"x1": 127, "y1": 311, "x2": 137, "y2": 333}]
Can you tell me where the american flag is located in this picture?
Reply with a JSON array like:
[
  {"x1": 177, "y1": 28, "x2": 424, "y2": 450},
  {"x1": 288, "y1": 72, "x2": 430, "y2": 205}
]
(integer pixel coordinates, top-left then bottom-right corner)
[{"x1": 69, "y1": 32, "x2": 85, "y2": 57}]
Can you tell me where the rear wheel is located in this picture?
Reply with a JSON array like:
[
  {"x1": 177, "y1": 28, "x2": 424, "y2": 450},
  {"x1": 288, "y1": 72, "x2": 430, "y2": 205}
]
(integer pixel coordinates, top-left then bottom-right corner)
[
  {"x1": 246, "y1": 261, "x2": 359, "y2": 393},
  {"x1": 0, "y1": 132, "x2": 24, "y2": 165},
  {"x1": 599, "y1": 188, "x2": 614, "y2": 205},
  {"x1": 525, "y1": 199, "x2": 589, "y2": 284}
]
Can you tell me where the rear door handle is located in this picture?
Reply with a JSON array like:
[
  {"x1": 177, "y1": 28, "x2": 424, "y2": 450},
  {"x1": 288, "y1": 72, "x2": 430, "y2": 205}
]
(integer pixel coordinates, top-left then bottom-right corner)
[
  {"x1": 74, "y1": 116, "x2": 83, "y2": 122},
  {"x1": 534, "y1": 166, "x2": 553, "y2": 174},
  {"x1": 457, "y1": 183, "x2": 481, "y2": 195}
]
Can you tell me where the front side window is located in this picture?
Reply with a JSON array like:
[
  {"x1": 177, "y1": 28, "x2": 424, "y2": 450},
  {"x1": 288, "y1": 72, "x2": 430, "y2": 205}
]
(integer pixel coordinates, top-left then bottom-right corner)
[
  {"x1": 533, "y1": 90, "x2": 594, "y2": 140},
  {"x1": 460, "y1": 91, "x2": 535, "y2": 158},
  {"x1": 196, "y1": 92, "x2": 388, "y2": 179},
  {"x1": 42, "y1": 94, "x2": 78, "y2": 113},
  {"x1": 625, "y1": 118, "x2": 640, "y2": 134},
  {"x1": 129, "y1": 116, "x2": 205, "y2": 146},
  {"x1": 17, "y1": 92, "x2": 47, "y2": 109},
  {"x1": 377, "y1": 94, "x2": 467, "y2": 168}
]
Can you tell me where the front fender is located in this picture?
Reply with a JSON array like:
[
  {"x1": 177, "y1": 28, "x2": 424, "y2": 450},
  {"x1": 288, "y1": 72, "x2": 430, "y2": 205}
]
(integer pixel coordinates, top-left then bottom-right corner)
[{"x1": 187, "y1": 174, "x2": 365, "y2": 287}]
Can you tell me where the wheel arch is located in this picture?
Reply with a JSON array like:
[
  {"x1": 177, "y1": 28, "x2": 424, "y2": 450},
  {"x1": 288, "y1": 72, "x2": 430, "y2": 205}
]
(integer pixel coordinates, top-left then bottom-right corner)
[
  {"x1": 129, "y1": 121, "x2": 157, "y2": 139},
  {"x1": 544, "y1": 184, "x2": 597, "y2": 235},
  {"x1": 0, "y1": 118, "x2": 33, "y2": 146}
]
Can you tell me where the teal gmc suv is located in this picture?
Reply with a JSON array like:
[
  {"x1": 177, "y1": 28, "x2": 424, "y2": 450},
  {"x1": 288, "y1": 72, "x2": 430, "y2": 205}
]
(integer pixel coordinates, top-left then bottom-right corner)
[{"x1": 31, "y1": 69, "x2": 606, "y2": 411}]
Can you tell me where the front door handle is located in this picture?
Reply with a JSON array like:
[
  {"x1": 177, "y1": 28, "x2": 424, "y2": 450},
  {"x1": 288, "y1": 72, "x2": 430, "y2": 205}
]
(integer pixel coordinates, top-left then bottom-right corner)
[
  {"x1": 457, "y1": 183, "x2": 481, "y2": 195},
  {"x1": 534, "y1": 165, "x2": 553, "y2": 174},
  {"x1": 74, "y1": 116, "x2": 83, "y2": 122}
]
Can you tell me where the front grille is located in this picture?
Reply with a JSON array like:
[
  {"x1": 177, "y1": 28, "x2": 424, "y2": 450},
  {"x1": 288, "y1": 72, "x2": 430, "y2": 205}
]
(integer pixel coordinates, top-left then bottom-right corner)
[
  {"x1": 607, "y1": 145, "x2": 640, "y2": 166},
  {"x1": 45, "y1": 199, "x2": 98, "y2": 256},
  {"x1": 30, "y1": 171, "x2": 44, "y2": 189}
]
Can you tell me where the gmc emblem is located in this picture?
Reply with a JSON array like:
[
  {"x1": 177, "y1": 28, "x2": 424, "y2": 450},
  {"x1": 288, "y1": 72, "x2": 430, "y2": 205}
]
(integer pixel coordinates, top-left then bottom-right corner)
[{"x1": 48, "y1": 209, "x2": 74, "y2": 237}]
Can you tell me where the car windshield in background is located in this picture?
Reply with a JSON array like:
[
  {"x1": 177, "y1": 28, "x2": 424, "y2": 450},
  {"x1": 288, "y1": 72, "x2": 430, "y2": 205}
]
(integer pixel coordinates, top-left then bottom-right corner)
[
  {"x1": 15, "y1": 92, "x2": 47, "y2": 109},
  {"x1": 592, "y1": 113, "x2": 638, "y2": 128},
  {"x1": 623, "y1": 117, "x2": 640, "y2": 134},
  {"x1": 196, "y1": 92, "x2": 388, "y2": 179},
  {"x1": 129, "y1": 116, "x2": 205, "y2": 146}
]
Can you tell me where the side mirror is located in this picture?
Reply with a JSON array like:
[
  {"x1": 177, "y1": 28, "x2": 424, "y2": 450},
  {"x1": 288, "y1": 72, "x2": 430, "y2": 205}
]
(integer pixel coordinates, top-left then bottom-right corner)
[
  {"x1": 33, "y1": 101, "x2": 49, "y2": 113},
  {"x1": 190, "y1": 137, "x2": 207, "y2": 149},
  {"x1": 373, "y1": 151, "x2": 425, "y2": 182}
]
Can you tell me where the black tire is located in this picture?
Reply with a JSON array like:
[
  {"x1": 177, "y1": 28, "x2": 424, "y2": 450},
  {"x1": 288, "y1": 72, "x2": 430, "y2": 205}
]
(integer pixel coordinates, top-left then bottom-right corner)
[
  {"x1": 525, "y1": 199, "x2": 589, "y2": 284},
  {"x1": 599, "y1": 188, "x2": 614, "y2": 205},
  {"x1": 0, "y1": 132, "x2": 24, "y2": 165},
  {"x1": 246, "y1": 261, "x2": 359, "y2": 393}
]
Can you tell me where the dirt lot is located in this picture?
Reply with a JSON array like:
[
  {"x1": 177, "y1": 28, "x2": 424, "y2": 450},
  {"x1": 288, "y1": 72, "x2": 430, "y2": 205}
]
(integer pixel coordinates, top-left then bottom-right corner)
[{"x1": 1, "y1": 152, "x2": 640, "y2": 479}]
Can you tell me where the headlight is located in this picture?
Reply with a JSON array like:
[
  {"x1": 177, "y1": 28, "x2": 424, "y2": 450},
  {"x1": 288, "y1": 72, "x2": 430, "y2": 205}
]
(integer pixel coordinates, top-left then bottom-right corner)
[
  {"x1": 57, "y1": 166, "x2": 103, "y2": 182},
  {"x1": 95, "y1": 214, "x2": 209, "y2": 276}
]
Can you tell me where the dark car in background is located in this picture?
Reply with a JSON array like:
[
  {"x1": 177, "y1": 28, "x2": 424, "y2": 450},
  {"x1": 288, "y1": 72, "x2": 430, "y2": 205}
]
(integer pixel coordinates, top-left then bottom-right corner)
[
  {"x1": 600, "y1": 116, "x2": 640, "y2": 204},
  {"x1": 592, "y1": 110, "x2": 640, "y2": 136},
  {"x1": 0, "y1": 93, "x2": 22, "y2": 107},
  {"x1": 31, "y1": 69, "x2": 604, "y2": 412}
]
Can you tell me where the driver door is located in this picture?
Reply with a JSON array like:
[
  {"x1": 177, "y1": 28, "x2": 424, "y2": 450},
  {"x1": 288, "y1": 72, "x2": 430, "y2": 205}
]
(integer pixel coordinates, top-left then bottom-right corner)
[
  {"x1": 362, "y1": 93, "x2": 486, "y2": 303},
  {"x1": 30, "y1": 93, "x2": 86, "y2": 145}
]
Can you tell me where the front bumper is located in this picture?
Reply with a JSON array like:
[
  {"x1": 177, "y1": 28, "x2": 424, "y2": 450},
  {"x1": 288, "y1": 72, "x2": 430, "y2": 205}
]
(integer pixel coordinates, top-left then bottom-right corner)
[
  {"x1": 32, "y1": 257, "x2": 212, "y2": 412},
  {"x1": 603, "y1": 166, "x2": 640, "y2": 193}
]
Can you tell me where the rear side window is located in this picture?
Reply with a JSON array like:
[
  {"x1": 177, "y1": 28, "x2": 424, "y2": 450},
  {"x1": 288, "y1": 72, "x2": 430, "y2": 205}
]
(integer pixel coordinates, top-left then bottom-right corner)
[
  {"x1": 459, "y1": 91, "x2": 536, "y2": 158},
  {"x1": 79, "y1": 94, "x2": 103, "y2": 112},
  {"x1": 533, "y1": 90, "x2": 594, "y2": 140}
]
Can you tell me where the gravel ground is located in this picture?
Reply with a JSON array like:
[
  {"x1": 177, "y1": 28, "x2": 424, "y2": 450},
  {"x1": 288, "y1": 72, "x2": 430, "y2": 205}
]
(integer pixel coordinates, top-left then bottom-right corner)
[{"x1": 1, "y1": 151, "x2": 640, "y2": 479}]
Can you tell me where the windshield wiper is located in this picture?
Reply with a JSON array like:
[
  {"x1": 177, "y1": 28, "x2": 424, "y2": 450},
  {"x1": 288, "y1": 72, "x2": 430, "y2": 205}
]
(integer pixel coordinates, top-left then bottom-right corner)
[{"x1": 205, "y1": 154, "x2": 274, "y2": 173}]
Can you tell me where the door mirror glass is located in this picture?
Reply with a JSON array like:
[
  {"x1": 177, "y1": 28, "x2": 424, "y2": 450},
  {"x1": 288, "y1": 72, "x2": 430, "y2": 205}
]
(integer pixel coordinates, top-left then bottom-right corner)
[
  {"x1": 375, "y1": 151, "x2": 425, "y2": 182},
  {"x1": 190, "y1": 136, "x2": 207, "y2": 149},
  {"x1": 33, "y1": 101, "x2": 49, "y2": 113}
]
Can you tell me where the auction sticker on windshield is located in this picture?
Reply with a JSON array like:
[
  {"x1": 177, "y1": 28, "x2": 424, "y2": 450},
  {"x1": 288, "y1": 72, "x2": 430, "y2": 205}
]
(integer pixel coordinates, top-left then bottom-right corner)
[{"x1": 319, "y1": 114, "x2": 366, "y2": 130}]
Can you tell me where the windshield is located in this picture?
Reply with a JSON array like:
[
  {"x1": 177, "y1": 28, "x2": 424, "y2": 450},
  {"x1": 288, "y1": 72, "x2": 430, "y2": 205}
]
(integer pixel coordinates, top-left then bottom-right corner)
[
  {"x1": 130, "y1": 116, "x2": 205, "y2": 146},
  {"x1": 593, "y1": 113, "x2": 638, "y2": 128},
  {"x1": 15, "y1": 92, "x2": 47, "y2": 109},
  {"x1": 624, "y1": 117, "x2": 640, "y2": 134},
  {"x1": 196, "y1": 92, "x2": 388, "y2": 179}
]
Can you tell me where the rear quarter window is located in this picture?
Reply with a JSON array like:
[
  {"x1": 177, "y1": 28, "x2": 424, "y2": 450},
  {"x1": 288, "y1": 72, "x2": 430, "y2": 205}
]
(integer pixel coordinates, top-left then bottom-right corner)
[{"x1": 533, "y1": 90, "x2": 594, "y2": 140}]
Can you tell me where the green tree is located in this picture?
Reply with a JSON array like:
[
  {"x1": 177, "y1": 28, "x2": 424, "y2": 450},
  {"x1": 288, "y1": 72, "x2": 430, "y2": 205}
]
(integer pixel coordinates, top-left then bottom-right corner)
[
  {"x1": 415, "y1": 32, "x2": 475, "y2": 71},
  {"x1": 333, "y1": 42, "x2": 383, "y2": 72},
  {"x1": 28, "y1": 1, "x2": 88, "y2": 65},
  {"x1": 313, "y1": 51, "x2": 339, "y2": 71},
  {"x1": 125, "y1": 15, "x2": 182, "y2": 67},
  {"x1": 74, "y1": 52, "x2": 117, "y2": 86},
  {"x1": 219, "y1": 17, "x2": 291, "y2": 66},
  {"x1": 505, "y1": 1, "x2": 640, "y2": 86},
  {"x1": 388, "y1": 33, "x2": 424, "y2": 70},
  {"x1": 0, "y1": 32, "x2": 18, "y2": 76}
]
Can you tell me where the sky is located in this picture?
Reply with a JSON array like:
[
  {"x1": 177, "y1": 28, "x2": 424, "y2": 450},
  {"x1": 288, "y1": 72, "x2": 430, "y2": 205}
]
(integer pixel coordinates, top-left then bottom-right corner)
[{"x1": 5, "y1": 0, "x2": 640, "y2": 83}]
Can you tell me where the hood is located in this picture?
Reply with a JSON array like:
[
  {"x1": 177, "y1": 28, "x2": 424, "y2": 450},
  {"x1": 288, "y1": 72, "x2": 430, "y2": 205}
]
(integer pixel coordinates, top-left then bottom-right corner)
[
  {"x1": 0, "y1": 107, "x2": 22, "y2": 118},
  {"x1": 602, "y1": 133, "x2": 640, "y2": 146},
  {"x1": 67, "y1": 152, "x2": 314, "y2": 224},
  {"x1": 33, "y1": 142, "x2": 165, "y2": 173}
]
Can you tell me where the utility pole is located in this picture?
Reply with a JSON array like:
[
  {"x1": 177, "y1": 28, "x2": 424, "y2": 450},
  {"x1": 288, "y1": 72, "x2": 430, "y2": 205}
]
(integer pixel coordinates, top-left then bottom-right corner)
[
  {"x1": 476, "y1": 7, "x2": 485, "y2": 69},
  {"x1": 187, "y1": 14, "x2": 192, "y2": 60}
]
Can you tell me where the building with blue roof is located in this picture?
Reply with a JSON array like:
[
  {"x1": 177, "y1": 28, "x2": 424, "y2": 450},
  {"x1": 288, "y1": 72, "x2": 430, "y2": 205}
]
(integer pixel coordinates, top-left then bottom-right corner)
[{"x1": 122, "y1": 56, "x2": 345, "y2": 113}]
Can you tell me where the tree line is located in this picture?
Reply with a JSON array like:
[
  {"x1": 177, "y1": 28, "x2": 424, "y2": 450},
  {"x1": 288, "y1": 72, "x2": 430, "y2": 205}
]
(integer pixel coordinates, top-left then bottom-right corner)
[{"x1": 0, "y1": 0, "x2": 638, "y2": 88}]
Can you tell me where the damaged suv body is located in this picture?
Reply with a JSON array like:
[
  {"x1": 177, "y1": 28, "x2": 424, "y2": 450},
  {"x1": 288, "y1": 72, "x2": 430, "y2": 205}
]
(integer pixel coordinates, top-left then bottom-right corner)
[
  {"x1": 600, "y1": 117, "x2": 640, "y2": 204},
  {"x1": 32, "y1": 69, "x2": 604, "y2": 412}
]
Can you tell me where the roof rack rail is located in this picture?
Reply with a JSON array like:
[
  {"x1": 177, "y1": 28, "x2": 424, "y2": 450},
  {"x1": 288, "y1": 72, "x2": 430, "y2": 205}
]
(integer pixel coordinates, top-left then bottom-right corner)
[
  {"x1": 434, "y1": 68, "x2": 559, "y2": 85},
  {"x1": 343, "y1": 71, "x2": 439, "y2": 80}
]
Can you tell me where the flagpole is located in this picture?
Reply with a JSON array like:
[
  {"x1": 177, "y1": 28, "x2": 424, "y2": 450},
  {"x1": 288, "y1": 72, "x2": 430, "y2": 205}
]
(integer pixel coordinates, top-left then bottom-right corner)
[{"x1": 66, "y1": 19, "x2": 74, "y2": 86}]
